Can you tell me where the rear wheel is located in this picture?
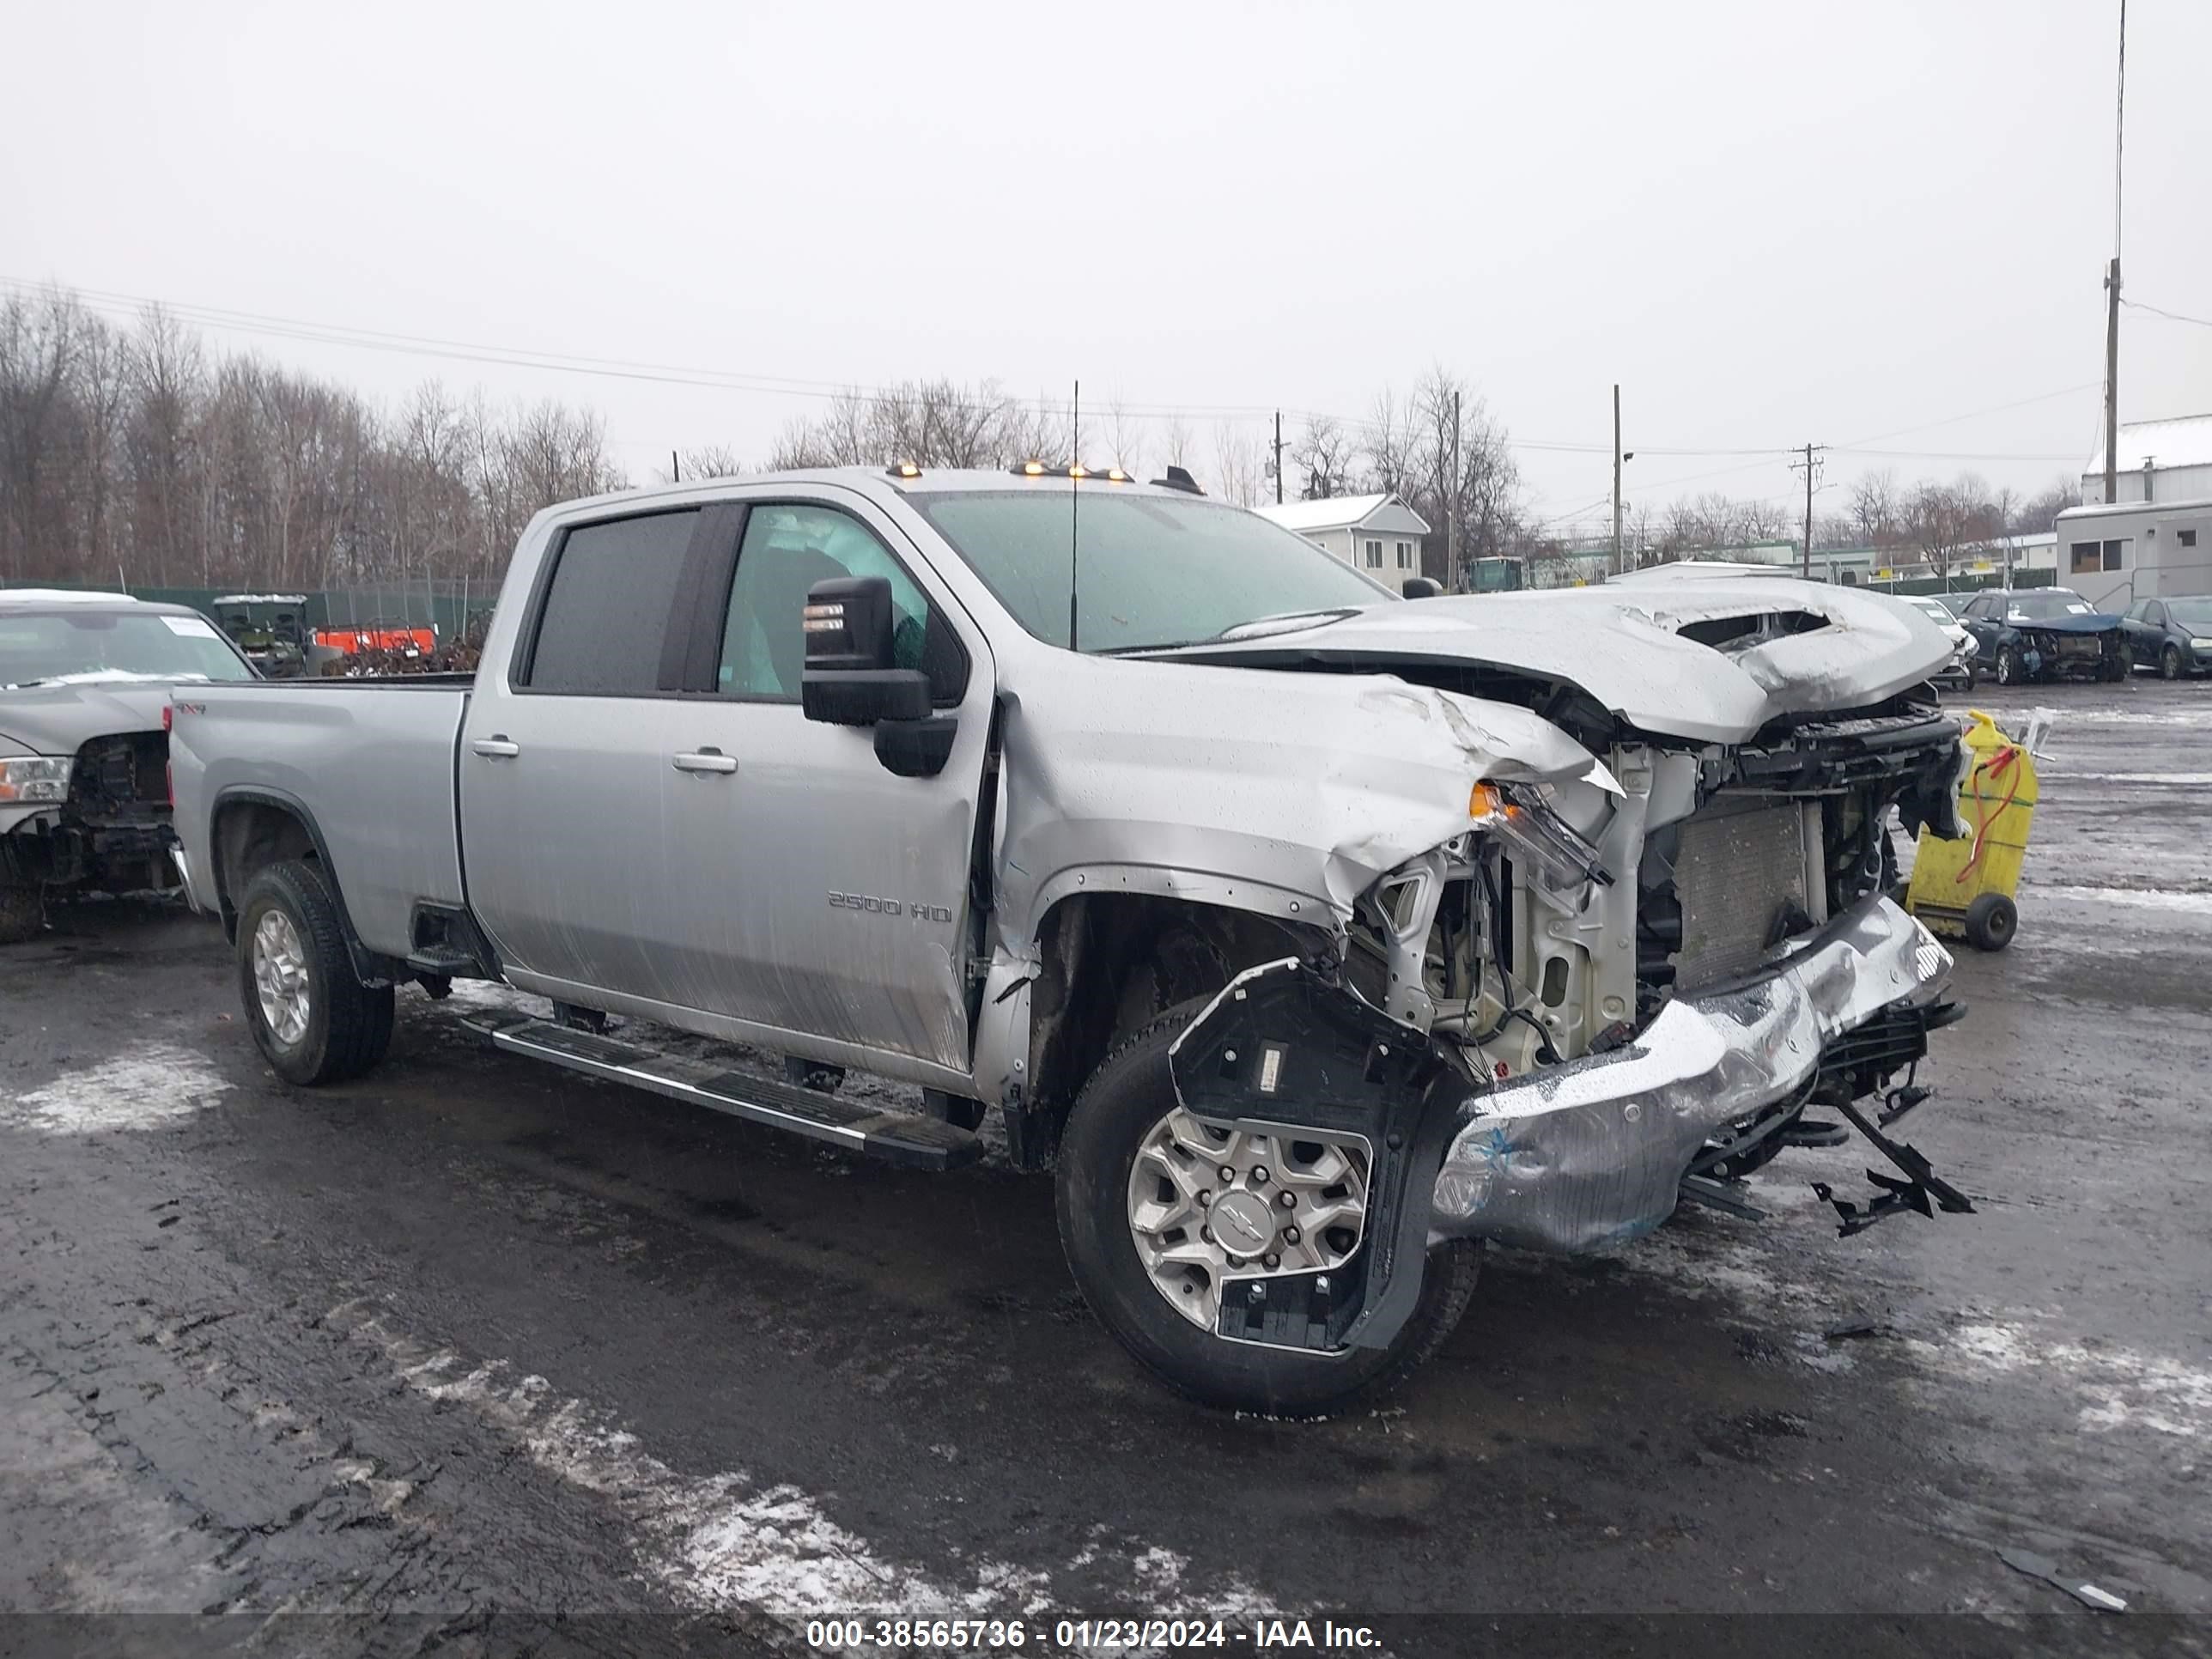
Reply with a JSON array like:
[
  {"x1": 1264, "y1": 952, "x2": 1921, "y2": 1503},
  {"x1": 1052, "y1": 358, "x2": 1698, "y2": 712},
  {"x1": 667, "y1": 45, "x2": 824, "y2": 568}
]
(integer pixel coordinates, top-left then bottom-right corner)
[
  {"x1": 0, "y1": 880, "x2": 43, "y2": 945},
  {"x1": 236, "y1": 860, "x2": 394, "y2": 1085},
  {"x1": 1963, "y1": 891, "x2": 2018, "y2": 952},
  {"x1": 2163, "y1": 644, "x2": 2185, "y2": 681},
  {"x1": 1055, "y1": 1001, "x2": 1480, "y2": 1416}
]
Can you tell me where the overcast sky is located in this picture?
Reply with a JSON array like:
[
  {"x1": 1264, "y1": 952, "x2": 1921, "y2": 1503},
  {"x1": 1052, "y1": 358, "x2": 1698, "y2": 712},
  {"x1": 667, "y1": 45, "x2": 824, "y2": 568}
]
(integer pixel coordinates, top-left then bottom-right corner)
[{"x1": 5, "y1": 0, "x2": 2208, "y2": 535}]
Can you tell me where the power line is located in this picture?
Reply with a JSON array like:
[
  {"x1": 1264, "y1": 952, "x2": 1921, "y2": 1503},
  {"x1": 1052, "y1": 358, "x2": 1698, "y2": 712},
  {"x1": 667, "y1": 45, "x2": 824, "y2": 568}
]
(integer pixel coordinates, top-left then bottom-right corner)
[
  {"x1": 0, "y1": 275, "x2": 2108, "y2": 476},
  {"x1": 2124, "y1": 298, "x2": 2212, "y2": 329}
]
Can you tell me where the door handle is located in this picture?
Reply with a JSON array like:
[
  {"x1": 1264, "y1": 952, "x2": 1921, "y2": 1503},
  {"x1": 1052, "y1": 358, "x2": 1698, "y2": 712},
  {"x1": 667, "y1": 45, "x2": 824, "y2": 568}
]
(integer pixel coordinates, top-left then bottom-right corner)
[
  {"x1": 471, "y1": 736, "x2": 520, "y2": 758},
  {"x1": 672, "y1": 748, "x2": 738, "y2": 775}
]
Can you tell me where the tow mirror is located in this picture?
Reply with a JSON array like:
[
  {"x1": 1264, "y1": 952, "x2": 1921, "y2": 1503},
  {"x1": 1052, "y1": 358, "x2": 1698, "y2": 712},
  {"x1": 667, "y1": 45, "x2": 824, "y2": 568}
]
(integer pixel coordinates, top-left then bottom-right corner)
[
  {"x1": 801, "y1": 575, "x2": 930, "y2": 726},
  {"x1": 1401, "y1": 576, "x2": 1443, "y2": 599},
  {"x1": 799, "y1": 574, "x2": 958, "y2": 778}
]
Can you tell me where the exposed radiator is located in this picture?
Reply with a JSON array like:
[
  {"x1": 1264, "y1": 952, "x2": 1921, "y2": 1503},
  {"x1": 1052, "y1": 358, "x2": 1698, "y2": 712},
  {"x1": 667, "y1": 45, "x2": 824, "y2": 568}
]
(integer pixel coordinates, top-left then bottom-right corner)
[{"x1": 1673, "y1": 801, "x2": 1812, "y2": 992}]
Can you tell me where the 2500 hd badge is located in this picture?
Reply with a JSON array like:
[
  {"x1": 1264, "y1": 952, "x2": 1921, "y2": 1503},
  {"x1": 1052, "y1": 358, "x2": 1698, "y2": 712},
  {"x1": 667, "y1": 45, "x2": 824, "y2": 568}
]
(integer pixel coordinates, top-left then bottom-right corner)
[{"x1": 830, "y1": 890, "x2": 956, "y2": 923}]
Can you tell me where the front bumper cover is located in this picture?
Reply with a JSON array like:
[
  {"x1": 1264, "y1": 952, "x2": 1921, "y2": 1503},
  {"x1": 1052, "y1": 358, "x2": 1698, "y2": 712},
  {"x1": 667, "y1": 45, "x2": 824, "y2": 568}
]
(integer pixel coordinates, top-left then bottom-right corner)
[{"x1": 1432, "y1": 896, "x2": 1953, "y2": 1253}]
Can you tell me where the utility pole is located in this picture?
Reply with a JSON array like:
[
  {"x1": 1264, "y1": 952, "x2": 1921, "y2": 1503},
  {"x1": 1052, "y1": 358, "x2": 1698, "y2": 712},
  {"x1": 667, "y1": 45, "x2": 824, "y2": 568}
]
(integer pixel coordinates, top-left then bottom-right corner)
[
  {"x1": 1446, "y1": 391, "x2": 1462, "y2": 588},
  {"x1": 1271, "y1": 411, "x2": 1284, "y2": 505},
  {"x1": 1611, "y1": 385, "x2": 1623, "y2": 575},
  {"x1": 2104, "y1": 0, "x2": 2127, "y2": 503},
  {"x1": 1792, "y1": 443, "x2": 1826, "y2": 580},
  {"x1": 671, "y1": 449, "x2": 680, "y2": 484}
]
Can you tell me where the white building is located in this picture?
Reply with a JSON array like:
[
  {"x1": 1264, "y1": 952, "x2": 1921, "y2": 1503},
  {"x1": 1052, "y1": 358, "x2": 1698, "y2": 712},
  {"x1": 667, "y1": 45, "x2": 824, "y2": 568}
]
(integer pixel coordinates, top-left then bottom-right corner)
[
  {"x1": 2083, "y1": 413, "x2": 2212, "y2": 505},
  {"x1": 2052, "y1": 497, "x2": 2212, "y2": 609},
  {"x1": 1255, "y1": 494, "x2": 1431, "y2": 579}
]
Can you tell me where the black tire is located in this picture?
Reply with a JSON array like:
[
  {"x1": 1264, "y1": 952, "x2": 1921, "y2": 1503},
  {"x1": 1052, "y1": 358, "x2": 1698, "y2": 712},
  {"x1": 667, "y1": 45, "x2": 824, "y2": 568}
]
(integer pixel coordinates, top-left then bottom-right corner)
[
  {"x1": 2163, "y1": 644, "x2": 2185, "y2": 681},
  {"x1": 1962, "y1": 890, "x2": 2018, "y2": 952},
  {"x1": 0, "y1": 880, "x2": 43, "y2": 945},
  {"x1": 784, "y1": 1055, "x2": 845, "y2": 1093},
  {"x1": 1055, "y1": 1000, "x2": 1480, "y2": 1416},
  {"x1": 1995, "y1": 647, "x2": 2026, "y2": 687},
  {"x1": 1961, "y1": 664, "x2": 1977, "y2": 690},
  {"x1": 236, "y1": 860, "x2": 395, "y2": 1085}
]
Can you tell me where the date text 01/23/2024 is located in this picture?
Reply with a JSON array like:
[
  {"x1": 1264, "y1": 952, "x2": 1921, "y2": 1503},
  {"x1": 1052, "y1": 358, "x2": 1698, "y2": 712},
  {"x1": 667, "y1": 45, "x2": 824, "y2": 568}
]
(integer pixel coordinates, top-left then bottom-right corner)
[{"x1": 804, "y1": 1619, "x2": 1382, "y2": 1651}]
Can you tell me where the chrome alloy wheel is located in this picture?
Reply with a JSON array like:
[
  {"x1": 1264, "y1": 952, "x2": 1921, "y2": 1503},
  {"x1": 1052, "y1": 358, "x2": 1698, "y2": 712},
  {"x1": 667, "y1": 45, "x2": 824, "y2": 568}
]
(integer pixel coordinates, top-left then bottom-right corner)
[
  {"x1": 252, "y1": 908, "x2": 312, "y2": 1047},
  {"x1": 1127, "y1": 1108, "x2": 1370, "y2": 1331}
]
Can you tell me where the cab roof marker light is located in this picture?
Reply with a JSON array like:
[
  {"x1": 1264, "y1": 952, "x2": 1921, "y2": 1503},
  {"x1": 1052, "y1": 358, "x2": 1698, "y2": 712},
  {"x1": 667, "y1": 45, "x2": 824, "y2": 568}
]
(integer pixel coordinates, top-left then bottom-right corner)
[
  {"x1": 887, "y1": 461, "x2": 921, "y2": 479},
  {"x1": 1017, "y1": 460, "x2": 1047, "y2": 477}
]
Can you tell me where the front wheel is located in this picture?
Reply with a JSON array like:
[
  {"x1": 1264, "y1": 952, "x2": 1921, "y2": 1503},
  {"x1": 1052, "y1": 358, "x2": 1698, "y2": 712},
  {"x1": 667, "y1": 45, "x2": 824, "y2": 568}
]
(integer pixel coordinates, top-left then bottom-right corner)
[
  {"x1": 1055, "y1": 1002, "x2": 1480, "y2": 1416},
  {"x1": 236, "y1": 860, "x2": 394, "y2": 1085},
  {"x1": 2163, "y1": 645, "x2": 2185, "y2": 681},
  {"x1": 1995, "y1": 647, "x2": 2026, "y2": 687}
]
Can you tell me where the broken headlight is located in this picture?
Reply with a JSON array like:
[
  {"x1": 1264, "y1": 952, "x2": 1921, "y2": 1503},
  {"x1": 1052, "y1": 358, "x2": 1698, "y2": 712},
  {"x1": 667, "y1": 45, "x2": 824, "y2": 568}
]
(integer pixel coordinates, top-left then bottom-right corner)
[
  {"x1": 1468, "y1": 780, "x2": 1611, "y2": 889},
  {"x1": 0, "y1": 756, "x2": 71, "y2": 805}
]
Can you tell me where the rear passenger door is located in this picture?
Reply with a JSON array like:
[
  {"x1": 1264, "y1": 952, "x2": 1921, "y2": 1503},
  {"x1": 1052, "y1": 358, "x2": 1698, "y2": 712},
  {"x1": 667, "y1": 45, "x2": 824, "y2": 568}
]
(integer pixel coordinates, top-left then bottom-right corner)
[{"x1": 459, "y1": 505, "x2": 721, "y2": 1006}]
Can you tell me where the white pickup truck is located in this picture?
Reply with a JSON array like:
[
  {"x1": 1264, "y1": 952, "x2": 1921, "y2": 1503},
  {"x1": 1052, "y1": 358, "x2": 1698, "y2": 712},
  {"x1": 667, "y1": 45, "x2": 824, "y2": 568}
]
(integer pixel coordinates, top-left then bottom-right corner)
[{"x1": 169, "y1": 467, "x2": 1974, "y2": 1413}]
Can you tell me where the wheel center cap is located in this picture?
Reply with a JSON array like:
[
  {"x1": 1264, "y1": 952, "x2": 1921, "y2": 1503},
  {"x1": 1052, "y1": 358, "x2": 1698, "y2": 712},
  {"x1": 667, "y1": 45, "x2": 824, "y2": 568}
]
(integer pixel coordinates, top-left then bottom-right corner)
[{"x1": 1211, "y1": 1189, "x2": 1275, "y2": 1255}]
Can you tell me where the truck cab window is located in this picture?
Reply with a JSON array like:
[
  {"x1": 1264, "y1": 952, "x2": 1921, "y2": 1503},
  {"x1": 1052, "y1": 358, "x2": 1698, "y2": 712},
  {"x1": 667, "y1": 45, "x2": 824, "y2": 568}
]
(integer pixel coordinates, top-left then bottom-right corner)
[
  {"x1": 718, "y1": 503, "x2": 962, "y2": 702},
  {"x1": 522, "y1": 509, "x2": 700, "y2": 693}
]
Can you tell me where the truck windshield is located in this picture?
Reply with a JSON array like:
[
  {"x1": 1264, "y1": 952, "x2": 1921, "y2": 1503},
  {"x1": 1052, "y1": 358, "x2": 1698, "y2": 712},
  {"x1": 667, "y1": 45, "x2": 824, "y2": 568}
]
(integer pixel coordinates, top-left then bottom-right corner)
[
  {"x1": 909, "y1": 489, "x2": 1393, "y2": 653},
  {"x1": 0, "y1": 610, "x2": 256, "y2": 688}
]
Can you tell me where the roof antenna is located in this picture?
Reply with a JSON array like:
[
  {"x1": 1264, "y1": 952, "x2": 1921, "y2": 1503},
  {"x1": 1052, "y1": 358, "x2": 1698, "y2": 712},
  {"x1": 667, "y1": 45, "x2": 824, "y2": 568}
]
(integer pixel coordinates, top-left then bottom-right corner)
[{"x1": 1069, "y1": 378, "x2": 1080, "y2": 653}]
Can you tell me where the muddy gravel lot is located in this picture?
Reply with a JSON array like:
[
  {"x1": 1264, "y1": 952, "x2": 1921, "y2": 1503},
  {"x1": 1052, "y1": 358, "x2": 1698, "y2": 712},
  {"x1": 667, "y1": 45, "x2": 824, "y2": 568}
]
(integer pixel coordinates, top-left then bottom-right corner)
[{"x1": 3, "y1": 681, "x2": 2208, "y2": 1658}]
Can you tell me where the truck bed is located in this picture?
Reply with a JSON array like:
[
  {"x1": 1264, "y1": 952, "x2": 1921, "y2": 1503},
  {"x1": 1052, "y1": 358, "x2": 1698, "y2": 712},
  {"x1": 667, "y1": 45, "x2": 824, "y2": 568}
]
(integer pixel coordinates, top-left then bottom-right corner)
[{"x1": 169, "y1": 678, "x2": 472, "y2": 959}]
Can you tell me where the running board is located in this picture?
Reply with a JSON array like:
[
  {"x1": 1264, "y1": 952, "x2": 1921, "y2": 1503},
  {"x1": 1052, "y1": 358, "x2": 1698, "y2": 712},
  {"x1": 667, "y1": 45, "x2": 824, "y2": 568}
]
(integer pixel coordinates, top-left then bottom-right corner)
[{"x1": 462, "y1": 1015, "x2": 984, "y2": 1171}]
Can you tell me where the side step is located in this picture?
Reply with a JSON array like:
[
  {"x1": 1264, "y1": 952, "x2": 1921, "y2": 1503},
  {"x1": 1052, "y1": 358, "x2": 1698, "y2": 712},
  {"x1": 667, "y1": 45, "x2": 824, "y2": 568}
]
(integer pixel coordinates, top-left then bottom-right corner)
[{"x1": 463, "y1": 1015, "x2": 984, "y2": 1171}]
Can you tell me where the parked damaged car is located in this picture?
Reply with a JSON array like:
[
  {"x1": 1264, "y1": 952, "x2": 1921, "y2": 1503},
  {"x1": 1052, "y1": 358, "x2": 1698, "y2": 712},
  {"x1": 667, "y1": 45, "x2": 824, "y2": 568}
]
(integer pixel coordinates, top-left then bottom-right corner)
[
  {"x1": 168, "y1": 469, "x2": 1974, "y2": 1414},
  {"x1": 1901, "y1": 596, "x2": 1977, "y2": 690},
  {"x1": 2119, "y1": 593, "x2": 2212, "y2": 679},
  {"x1": 1, "y1": 591, "x2": 257, "y2": 942},
  {"x1": 1958, "y1": 586, "x2": 2128, "y2": 685}
]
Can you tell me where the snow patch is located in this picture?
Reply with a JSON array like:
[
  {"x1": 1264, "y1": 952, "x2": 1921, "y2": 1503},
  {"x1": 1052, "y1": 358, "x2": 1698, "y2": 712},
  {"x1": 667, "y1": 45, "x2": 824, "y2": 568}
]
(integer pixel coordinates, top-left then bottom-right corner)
[
  {"x1": 3, "y1": 1043, "x2": 232, "y2": 1134},
  {"x1": 333, "y1": 1306, "x2": 1275, "y2": 1639},
  {"x1": 1912, "y1": 1321, "x2": 2212, "y2": 1439},
  {"x1": 2026, "y1": 884, "x2": 2212, "y2": 915}
]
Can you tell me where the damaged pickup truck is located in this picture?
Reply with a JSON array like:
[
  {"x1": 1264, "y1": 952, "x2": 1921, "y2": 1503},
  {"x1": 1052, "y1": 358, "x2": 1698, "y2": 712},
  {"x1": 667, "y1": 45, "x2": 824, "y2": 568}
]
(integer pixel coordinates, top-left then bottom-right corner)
[{"x1": 168, "y1": 468, "x2": 1974, "y2": 1413}]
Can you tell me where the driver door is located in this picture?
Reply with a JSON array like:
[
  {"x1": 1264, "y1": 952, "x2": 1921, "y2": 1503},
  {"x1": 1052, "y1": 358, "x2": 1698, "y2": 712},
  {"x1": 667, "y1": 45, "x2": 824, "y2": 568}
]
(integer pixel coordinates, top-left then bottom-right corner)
[{"x1": 653, "y1": 494, "x2": 994, "y2": 1073}]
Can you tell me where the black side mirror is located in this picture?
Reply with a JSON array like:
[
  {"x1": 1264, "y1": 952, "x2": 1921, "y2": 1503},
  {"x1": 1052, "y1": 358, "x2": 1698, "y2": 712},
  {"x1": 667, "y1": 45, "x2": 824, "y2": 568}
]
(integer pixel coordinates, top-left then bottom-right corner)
[
  {"x1": 801, "y1": 575, "x2": 930, "y2": 726},
  {"x1": 799, "y1": 574, "x2": 959, "y2": 777},
  {"x1": 1401, "y1": 576, "x2": 1443, "y2": 599}
]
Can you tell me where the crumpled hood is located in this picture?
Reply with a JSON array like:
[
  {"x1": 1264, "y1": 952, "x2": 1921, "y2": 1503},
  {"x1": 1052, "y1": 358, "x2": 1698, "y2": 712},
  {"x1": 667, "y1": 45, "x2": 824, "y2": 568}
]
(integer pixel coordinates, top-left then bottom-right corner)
[
  {"x1": 0, "y1": 681, "x2": 176, "y2": 754},
  {"x1": 997, "y1": 653, "x2": 1613, "y2": 935},
  {"x1": 2004, "y1": 611, "x2": 2124, "y2": 636},
  {"x1": 1158, "y1": 576, "x2": 1955, "y2": 744}
]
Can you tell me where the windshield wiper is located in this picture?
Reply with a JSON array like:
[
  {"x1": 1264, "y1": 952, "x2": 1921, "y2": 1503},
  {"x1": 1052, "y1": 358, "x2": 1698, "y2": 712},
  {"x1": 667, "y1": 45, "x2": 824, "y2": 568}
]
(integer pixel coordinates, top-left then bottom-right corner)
[{"x1": 1097, "y1": 609, "x2": 1362, "y2": 657}]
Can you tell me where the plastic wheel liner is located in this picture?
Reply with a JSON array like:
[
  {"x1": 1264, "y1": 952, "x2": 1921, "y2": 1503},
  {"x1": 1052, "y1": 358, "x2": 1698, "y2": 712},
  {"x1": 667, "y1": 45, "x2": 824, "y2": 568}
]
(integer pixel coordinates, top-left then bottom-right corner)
[{"x1": 1166, "y1": 895, "x2": 1967, "y2": 1356}]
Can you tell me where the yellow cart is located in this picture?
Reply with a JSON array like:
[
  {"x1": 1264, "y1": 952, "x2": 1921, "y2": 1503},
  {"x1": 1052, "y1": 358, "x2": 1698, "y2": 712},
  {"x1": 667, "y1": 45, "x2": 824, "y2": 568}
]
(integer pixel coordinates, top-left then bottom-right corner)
[{"x1": 1907, "y1": 709, "x2": 2039, "y2": 951}]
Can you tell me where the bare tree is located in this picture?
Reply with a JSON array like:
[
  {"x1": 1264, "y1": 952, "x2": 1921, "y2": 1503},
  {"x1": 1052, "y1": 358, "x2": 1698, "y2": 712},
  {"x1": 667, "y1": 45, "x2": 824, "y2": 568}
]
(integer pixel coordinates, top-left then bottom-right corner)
[
  {"x1": 1160, "y1": 413, "x2": 1194, "y2": 472},
  {"x1": 1210, "y1": 421, "x2": 1265, "y2": 507},
  {"x1": 1291, "y1": 414, "x2": 1357, "y2": 501},
  {"x1": 1847, "y1": 468, "x2": 1899, "y2": 549}
]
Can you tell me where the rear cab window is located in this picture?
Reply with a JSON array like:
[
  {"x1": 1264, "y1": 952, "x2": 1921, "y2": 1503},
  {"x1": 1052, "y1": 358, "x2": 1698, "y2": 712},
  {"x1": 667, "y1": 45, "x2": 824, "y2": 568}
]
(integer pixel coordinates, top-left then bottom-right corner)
[{"x1": 518, "y1": 509, "x2": 700, "y2": 693}]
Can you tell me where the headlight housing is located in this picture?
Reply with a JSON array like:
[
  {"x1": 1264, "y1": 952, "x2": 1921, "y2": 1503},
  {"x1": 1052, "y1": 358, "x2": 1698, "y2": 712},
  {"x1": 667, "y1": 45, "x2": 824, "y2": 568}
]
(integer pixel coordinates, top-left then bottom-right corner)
[
  {"x1": 0, "y1": 756, "x2": 72, "y2": 804},
  {"x1": 1468, "y1": 780, "x2": 1613, "y2": 888}
]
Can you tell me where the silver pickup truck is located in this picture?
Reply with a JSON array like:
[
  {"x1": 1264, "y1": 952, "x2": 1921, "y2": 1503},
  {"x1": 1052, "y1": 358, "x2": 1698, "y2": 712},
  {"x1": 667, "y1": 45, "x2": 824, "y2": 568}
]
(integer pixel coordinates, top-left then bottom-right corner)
[{"x1": 170, "y1": 467, "x2": 1974, "y2": 1413}]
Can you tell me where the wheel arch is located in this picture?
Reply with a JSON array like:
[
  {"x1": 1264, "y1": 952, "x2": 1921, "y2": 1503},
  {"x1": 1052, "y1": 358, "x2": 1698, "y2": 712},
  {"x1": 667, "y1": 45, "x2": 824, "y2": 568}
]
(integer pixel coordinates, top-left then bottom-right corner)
[
  {"x1": 210, "y1": 787, "x2": 393, "y2": 984},
  {"x1": 1005, "y1": 889, "x2": 1334, "y2": 1170}
]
